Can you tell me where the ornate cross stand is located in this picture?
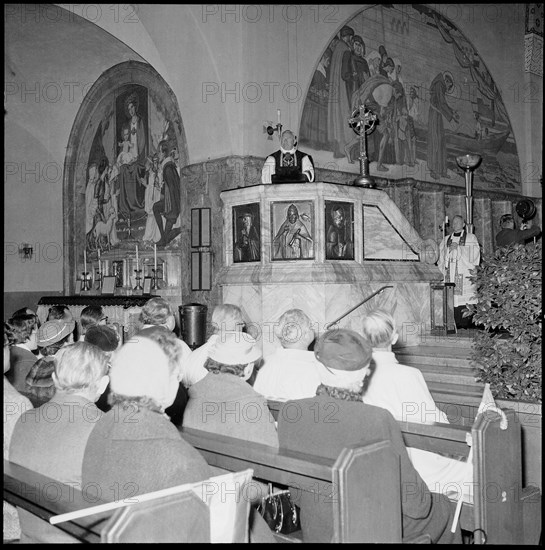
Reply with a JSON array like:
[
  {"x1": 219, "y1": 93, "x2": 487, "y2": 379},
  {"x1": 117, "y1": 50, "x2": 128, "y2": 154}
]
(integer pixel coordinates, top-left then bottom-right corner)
[{"x1": 348, "y1": 104, "x2": 378, "y2": 188}]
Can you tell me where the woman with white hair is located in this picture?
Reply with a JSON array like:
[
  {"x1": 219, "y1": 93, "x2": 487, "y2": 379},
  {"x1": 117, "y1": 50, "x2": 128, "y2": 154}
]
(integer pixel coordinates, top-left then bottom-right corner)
[
  {"x1": 9, "y1": 342, "x2": 110, "y2": 542},
  {"x1": 253, "y1": 308, "x2": 322, "y2": 401},
  {"x1": 181, "y1": 303, "x2": 248, "y2": 388}
]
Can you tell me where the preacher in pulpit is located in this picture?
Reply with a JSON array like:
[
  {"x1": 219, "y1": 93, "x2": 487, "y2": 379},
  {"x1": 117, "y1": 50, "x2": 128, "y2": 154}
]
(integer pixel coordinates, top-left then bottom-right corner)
[{"x1": 261, "y1": 130, "x2": 315, "y2": 184}]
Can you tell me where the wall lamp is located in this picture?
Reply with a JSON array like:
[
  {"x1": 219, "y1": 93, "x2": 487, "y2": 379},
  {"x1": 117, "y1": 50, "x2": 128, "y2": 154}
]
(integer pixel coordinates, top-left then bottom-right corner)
[{"x1": 19, "y1": 243, "x2": 33, "y2": 260}]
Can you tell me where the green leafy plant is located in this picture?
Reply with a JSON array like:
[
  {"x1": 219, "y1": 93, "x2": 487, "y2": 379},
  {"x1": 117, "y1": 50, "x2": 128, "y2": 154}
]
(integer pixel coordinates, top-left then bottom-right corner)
[{"x1": 467, "y1": 242, "x2": 541, "y2": 403}]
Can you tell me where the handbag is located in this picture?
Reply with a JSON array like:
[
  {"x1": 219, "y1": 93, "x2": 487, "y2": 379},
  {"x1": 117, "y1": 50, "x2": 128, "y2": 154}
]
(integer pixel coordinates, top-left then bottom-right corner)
[{"x1": 257, "y1": 483, "x2": 301, "y2": 534}]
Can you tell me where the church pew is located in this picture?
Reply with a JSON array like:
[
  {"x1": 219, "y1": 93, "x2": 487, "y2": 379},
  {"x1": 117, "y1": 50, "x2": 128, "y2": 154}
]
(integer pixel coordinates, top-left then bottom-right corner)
[
  {"x1": 180, "y1": 428, "x2": 402, "y2": 543},
  {"x1": 4, "y1": 459, "x2": 250, "y2": 543},
  {"x1": 267, "y1": 401, "x2": 541, "y2": 545},
  {"x1": 4, "y1": 459, "x2": 109, "y2": 542}
]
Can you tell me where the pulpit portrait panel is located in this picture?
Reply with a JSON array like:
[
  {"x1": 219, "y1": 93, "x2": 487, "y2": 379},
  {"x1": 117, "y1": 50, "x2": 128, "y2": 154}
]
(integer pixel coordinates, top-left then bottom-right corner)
[
  {"x1": 233, "y1": 203, "x2": 261, "y2": 263},
  {"x1": 325, "y1": 201, "x2": 354, "y2": 260},
  {"x1": 271, "y1": 201, "x2": 315, "y2": 260}
]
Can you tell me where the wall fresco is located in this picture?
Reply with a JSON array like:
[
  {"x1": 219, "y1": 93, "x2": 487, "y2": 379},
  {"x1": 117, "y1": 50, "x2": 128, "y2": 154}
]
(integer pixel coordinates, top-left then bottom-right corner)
[{"x1": 299, "y1": 4, "x2": 521, "y2": 192}]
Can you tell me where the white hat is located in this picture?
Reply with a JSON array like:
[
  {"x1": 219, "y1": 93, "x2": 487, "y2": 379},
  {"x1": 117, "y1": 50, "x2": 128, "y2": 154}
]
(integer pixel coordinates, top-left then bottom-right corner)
[
  {"x1": 207, "y1": 331, "x2": 261, "y2": 365},
  {"x1": 109, "y1": 337, "x2": 172, "y2": 404},
  {"x1": 37, "y1": 320, "x2": 75, "y2": 347}
]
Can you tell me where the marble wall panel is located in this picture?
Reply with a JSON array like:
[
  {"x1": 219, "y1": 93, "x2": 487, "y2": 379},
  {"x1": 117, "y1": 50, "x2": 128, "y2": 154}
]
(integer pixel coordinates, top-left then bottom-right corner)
[
  {"x1": 393, "y1": 185, "x2": 417, "y2": 230},
  {"x1": 473, "y1": 197, "x2": 493, "y2": 257},
  {"x1": 444, "y1": 194, "x2": 467, "y2": 223},
  {"x1": 222, "y1": 278, "x2": 431, "y2": 356},
  {"x1": 418, "y1": 191, "x2": 445, "y2": 244}
]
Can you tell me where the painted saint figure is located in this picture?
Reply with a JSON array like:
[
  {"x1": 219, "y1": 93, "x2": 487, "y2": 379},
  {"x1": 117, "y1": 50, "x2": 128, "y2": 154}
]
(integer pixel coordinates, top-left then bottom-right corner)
[
  {"x1": 427, "y1": 71, "x2": 459, "y2": 180},
  {"x1": 234, "y1": 212, "x2": 260, "y2": 262},
  {"x1": 326, "y1": 205, "x2": 353, "y2": 259},
  {"x1": 153, "y1": 141, "x2": 181, "y2": 246},
  {"x1": 142, "y1": 154, "x2": 162, "y2": 243},
  {"x1": 117, "y1": 93, "x2": 147, "y2": 218},
  {"x1": 273, "y1": 204, "x2": 313, "y2": 260}
]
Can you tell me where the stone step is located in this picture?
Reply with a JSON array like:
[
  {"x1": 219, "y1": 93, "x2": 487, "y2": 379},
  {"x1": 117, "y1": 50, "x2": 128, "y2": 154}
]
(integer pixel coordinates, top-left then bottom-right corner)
[
  {"x1": 416, "y1": 331, "x2": 478, "y2": 347},
  {"x1": 427, "y1": 381, "x2": 485, "y2": 402},
  {"x1": 392, "y1": 342, "x2": 481, "y2": 386},
  {"x1": 416, "y1": 365, "x2": 480, "y2": 386},
  {"x1": 393, "y1": 345, "x2": 473, "y2": 368}
]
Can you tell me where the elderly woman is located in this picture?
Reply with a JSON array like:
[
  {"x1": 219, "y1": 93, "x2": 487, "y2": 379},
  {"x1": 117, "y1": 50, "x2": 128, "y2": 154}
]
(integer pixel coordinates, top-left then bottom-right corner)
[
  {"x1": 9, "y1": 342, "x2": 110, "y2": 543},
  {"x1": 24, "y1": 319, "x2": 76, "y2": 406},
  {"x1": 82, "y1": 336, "x2": 211, "y2": 501},
  {"x1": 4, "y1": 315, "x2": 39, "y2": 393},
  {"x1": 183, "y1": 331, "x2": 278, "y2": 447},
  {"x1": 181, "y1": 303, "x2": 248, "y2": 388}
]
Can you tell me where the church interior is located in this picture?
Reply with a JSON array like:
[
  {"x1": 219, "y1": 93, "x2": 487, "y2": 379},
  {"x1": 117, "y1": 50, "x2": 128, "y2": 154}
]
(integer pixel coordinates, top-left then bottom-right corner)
[{"x1": 4, "y1": 3, "x2": 543, "y2": 544}]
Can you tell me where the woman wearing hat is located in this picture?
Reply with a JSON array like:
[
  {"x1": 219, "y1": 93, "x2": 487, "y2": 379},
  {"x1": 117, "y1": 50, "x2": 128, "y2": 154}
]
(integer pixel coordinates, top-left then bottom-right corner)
[
  {"x1": 183, "y1": 332, "x2": 278, "y2": 447},
  {"x1": 277, "y1": 329, "x2": 461, "y2": 544},
  {"x1": 24, "y1": 319, "x2": 75, "y2": 406},
  {"x1": 82, "y1": 336, "x2": 211, "y2": 501}
]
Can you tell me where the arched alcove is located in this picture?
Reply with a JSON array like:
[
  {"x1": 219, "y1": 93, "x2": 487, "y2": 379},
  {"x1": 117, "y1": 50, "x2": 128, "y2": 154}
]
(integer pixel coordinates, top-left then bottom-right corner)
[
  {"x1": 63, "y1": 60, "x2": 188, "y2": 293},
  {"x1": 298, "y1": 4, "x2": 521, "y2": 193}
]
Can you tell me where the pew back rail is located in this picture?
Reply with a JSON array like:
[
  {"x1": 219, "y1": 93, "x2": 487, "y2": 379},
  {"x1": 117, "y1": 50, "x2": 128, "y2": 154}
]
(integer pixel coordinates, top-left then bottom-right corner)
[{"x1": 181, "y1": 428, "x2": 402, "y2": 543}]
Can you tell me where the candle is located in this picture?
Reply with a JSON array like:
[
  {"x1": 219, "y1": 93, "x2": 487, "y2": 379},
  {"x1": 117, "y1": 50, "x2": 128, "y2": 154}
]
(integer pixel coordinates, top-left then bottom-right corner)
[
  {"x1": 445, "y1": 216, "x2": 449, "y2": 224},
  {"x1": 135, "y1": 244, "x2": 139, "y2": 268},
  {"x1": 97, "y1": 249, "x2": 101, "y2": 276},
  {"x1": 154, "y1": 244, "x2": 157, "y2": 271},
  {"x1": 277, "y1": 109, "x2": 281, "y2": 123},
  {"x1": 83, "y1": 249, "x2": 87, "y2": 274}
]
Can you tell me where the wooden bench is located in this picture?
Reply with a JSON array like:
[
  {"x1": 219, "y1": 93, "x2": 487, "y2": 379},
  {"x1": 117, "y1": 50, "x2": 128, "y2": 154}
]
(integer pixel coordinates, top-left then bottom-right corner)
[
  {"x1": 4, "y1": 460, "x2": 109, "y2": 542},
  {"x1": 181, "y1": 428, "x2": 403, "y2": 543},
  {"x1": 4, "y1": 460, "x2": 252, "y2": 543},
  {"x1": 266, "y1": 401, "x2": 541, "y2": 545}
]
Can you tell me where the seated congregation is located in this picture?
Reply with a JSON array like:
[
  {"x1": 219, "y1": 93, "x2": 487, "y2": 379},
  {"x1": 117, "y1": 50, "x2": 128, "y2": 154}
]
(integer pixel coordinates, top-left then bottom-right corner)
[{"x1": 3, "y1": 300, "x2": 539, "y2": 543}]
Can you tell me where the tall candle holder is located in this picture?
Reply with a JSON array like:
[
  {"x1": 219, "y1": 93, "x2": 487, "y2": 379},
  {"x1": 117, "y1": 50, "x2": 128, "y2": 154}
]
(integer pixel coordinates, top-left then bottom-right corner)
[
  {"x1": 95, "y1": 268, "x2": 102, "y2": 291},
  {"x1": 81, "y1": 272, "x2": 92, "y2": 291},
  {"x1": 456, "y1": 154, "x2": 482, "y2": 234},
  {"x1": 151, "y1": 269, "x2": 159, "y2": 290},
  {"x1": 133, "y1": 269, "x2": 143, "y2": 291}
]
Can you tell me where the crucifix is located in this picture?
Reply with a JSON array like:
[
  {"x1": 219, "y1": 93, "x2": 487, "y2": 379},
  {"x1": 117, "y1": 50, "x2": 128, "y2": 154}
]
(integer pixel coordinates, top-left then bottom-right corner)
[{"x1": 348, "y1": 104, "x2": 378, "y2": 187}]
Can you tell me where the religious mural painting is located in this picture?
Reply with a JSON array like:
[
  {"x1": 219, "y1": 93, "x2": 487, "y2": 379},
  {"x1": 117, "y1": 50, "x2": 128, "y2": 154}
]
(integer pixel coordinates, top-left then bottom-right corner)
[
  {"x1": 271, "y1": 201, "x2": 315, "y2": 260},
  {"x1": 299, "y1": 4, "x2": 520, "y2": 191},
  {"x1": 84, "y1": 82, "x2": 182, "y2": 257},
  {"x1": 325, "y1": 201, "x2": 354, "y2": 260},
  {"x1": 233, "y1": 203, "x2": 261, "y2": 263}
]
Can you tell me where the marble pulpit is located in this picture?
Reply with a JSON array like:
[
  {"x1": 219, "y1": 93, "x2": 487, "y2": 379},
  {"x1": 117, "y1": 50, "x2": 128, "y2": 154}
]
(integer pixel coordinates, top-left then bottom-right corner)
[{"x1": 218, "y1": 182, "x2": 443, "y2": 356}]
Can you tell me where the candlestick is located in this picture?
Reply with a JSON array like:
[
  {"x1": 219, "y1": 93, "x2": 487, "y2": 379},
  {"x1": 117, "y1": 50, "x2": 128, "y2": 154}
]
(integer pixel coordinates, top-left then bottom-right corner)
[{"x1": 154, "y1": 244, "x2": 157, "y2": 271}]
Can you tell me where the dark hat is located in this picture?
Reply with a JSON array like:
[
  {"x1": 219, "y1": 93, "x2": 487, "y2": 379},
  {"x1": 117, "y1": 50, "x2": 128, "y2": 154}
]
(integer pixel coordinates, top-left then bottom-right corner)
[
  {"x1": 314, "y1": 329, "x2": 372, "y2": 371},
  {"x1": 352, "y1": 35, "x2": 365, "y2": 47},
  {"x1": 500, "y1": 214, "x2": 513, "y2": 224},
  {"x1": 340, "y1": 25, "x2": 355, "y2": 37},
  {"x1": 85, "y1": 325, "x2": 119, "y2": 352},
  {"x1": 37, "y1": 320, "x2": 75, "y2": 347}
]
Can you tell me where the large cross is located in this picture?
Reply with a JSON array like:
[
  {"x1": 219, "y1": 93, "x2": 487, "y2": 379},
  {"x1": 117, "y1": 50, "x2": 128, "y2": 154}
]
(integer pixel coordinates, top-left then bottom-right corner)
[{"x1": 348, "y1": 104, "x2": 378, "y2": 187}]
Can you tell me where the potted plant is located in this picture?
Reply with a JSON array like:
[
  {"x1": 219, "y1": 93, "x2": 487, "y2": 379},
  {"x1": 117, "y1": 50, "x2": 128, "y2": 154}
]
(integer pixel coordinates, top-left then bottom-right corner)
[{"x1": 466, "y1": 242, "x2": 541, "y2": 488}]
